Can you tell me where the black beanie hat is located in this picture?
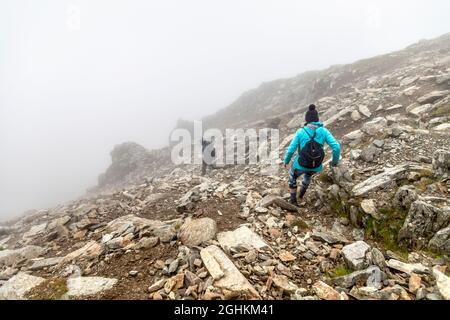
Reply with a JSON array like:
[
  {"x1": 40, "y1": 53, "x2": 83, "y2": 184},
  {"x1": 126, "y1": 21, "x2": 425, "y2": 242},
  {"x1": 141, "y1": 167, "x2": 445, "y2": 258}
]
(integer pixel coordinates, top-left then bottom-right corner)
[{"x1": 305, "y1": 104, "x2": 319, "y2": 123}]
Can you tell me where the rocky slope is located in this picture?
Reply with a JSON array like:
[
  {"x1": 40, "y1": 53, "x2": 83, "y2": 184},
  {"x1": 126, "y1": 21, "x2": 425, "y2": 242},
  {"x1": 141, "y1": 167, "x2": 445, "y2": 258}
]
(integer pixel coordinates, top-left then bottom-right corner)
[{"x1": 0, "y1": 33, "x2": 449, "y2": 300}]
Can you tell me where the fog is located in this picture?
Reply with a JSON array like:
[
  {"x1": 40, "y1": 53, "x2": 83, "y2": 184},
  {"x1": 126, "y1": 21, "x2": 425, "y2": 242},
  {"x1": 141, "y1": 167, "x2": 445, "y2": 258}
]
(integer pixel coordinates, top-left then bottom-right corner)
[{"x1": 1, "y1": 0, "x2": 450, "y2": 220}]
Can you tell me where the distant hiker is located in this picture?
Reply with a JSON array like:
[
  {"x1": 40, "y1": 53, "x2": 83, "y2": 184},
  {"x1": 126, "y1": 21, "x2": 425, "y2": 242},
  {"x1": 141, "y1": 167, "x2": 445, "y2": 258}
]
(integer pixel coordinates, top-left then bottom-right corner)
[
  {"x1": 283, "y1": 104, "x2": 341, "y2": 206},
  {"x1": 201, "y1": 138, "x2": 216, "y2": 176}
]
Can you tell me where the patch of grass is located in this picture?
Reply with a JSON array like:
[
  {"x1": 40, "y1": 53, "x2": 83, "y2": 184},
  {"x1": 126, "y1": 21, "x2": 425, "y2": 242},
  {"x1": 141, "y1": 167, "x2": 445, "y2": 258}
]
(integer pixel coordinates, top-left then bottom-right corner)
[
  {"x1": 290, "y1": 218, "x2": 309, "y2": 230},
  {"x1": 25, "y1": 278, "x2": 68, "y2": 300},
  {"x1": 0, "y1": 246, "x2": 4, "y2": 251},
  {"x1": 414, "y1": 177, "x2": 436, "y2": 192},
  {"x1": 317, "y1": 171, "x2": 333, "y2": 184},
  {"x1": 364, "y1": 207, "x2": 409, "y2": 260},
  {"x1": 327, "y1": 265, "x2": 353, "y2": 278},
  {"x1": 329, "y1": 197, "x2": 351, "y2": 218}
]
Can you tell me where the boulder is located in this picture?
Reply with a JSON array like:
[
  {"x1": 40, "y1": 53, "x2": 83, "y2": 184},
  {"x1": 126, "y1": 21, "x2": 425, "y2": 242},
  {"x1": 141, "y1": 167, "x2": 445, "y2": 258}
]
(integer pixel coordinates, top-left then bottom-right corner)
[
  {"x1": 200, "y1": 245, "x2": 260, "y2": 299},
  {"x1": 349, "y1": 285, "x2": 410, "y2": 300},
  {"x1": 0, "y1": 246, "x2": 45, "y2": 267},
  {"x1": 432, "y1": 123, "x2": 450, "y2": 131},
  {"x1": 217, "y1": 226, "x2": 268, "y2": 252},
  {"x1": 330, "y1": 163, "x2": 354, "y2": 192},
  {"x1": 61, "y1": 241, "x2": 104, "y2": 265},
  {"x1": 432, "y1": 267, "x2": 450, "y2": 300},
  {"x1": 417, "y1": 90, "x2": 449, "y2": 104},
  {"x1": 341, "y1": 241, "x2": 371, "y2": 270},
  {"x1": 386, "y1": 259, "x2": 430, "y2": 275},
  {"x1": 332, "y1": 266, "x2": 386, "y2": 289},
  {"x1": 428, "y1": 226, "x2": 450, "y2": 255},
  {"x1": 360, "y1": 199, "x2": 382, "y2": 220},
  {"x1": 360, "y1": 145, "x2": 381, "y2": 163},
  {"x1": 393, "y1": 186, "x2": 418, "y2": 211},
  {"x1": 358, "y1": 105, "x2": 372, "y2": 118},
  {"x1": 311, "y1": 230, "x2": 348, "y2": 244},
  {"x1": 343, "y1": 129, "x2": 364, "y2": 144},
  {"x1": 361, "y1": 117, "x2": 387, "y2": 136},
  {"x1": 409, "y1": 273, "x2": 421, "y2": 294},
  {"x1": 351, "y1": 110, "x2": 362, "y2": 121},
  {"x1": 29, "y1": 257, "x2": 63, "y2": 271},
  {"x1": 0, "y1": 272, "x2": 45, "y2": 300},
  {"x1": 178, "y1": 218, "x2": 217, "y2": 246},
  {"x1": 352, "y1": 164, "x2": 408, "y2": 197},
  {"x1": 22, "y1": 223, "x2": 47, "y2": 239},
  {"x1": 66, "y1": 276, "x2": 118, "y2": 298},
  {"x1": 398, "y1": 201, "x2": 450, "y2": 249},
  {"x1": 432, "y1": 149, "x2": 450, "y2": 178},
  {"x1": 312, "y1": 281, "x2": 346, "y2": 300},
  {"x1": 409, "y1": 104, "x2": 433, "y2": 116}
]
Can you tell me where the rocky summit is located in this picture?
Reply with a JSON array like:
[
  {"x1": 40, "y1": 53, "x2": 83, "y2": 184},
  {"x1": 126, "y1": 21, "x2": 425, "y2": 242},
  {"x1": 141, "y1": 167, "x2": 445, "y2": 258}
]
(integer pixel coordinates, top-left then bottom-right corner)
[{"x1": 1, "y1": 33, "x2": 450, "y2": 301}]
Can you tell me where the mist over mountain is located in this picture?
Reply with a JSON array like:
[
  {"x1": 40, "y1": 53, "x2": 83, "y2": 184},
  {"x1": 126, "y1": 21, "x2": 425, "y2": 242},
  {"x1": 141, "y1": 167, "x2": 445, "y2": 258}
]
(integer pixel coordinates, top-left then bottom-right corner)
[{"x1": 2, "y1": 0, "x2": 450, "y2": 220}]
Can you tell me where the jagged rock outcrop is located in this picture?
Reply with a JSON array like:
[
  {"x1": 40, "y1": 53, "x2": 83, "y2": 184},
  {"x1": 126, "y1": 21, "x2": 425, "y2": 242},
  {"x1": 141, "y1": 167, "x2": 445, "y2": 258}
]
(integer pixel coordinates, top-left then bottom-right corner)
[{"x1": 398, "y1": 201, "x2": 450, "y2": 251}]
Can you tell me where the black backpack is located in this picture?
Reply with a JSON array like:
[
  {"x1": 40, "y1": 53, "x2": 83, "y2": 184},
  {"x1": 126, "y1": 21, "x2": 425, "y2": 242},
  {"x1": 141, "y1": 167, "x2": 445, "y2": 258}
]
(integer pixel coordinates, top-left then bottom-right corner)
[{"x1": 297, "y1": 128, "x2": 325, "y2": 169}]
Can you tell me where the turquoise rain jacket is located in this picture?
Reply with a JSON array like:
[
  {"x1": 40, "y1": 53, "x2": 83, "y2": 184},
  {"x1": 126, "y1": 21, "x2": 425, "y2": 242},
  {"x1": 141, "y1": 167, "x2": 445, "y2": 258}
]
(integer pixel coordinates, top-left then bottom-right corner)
[{"x1": 283, "y1": 121, "x2": 341, "y2": 173}]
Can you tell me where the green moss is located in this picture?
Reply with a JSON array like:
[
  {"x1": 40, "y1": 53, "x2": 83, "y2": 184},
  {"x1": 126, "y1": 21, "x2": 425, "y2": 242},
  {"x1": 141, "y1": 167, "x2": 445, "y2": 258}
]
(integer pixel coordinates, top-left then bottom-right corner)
[
  {"x1": 0, "y1": 246, "x2": 4, "y2": 251},
  {"x1": 318, "y1": 171, "x2": 333, "y2": 184},
  {"x1": 329, "y1": 197, "x2": 351, "y2": 218},
  {"x1": 290, "y1": 218, "x2": 309, "y2": 230},
  {"x1": 327, "y1": 265, "x2": 353, "y2": 278},
  {"x1": 429, "y1": 104, "x2": 450, "y2": 118},
  {"x1": 25, "y1": 278, "x2": 68, "y2": 300},
  {"x1": 414, "y1": 177, "x2": 435, "y2": 192},
  {"x1": 364, "y1": 207, "x2": 409, "y2": 259}
]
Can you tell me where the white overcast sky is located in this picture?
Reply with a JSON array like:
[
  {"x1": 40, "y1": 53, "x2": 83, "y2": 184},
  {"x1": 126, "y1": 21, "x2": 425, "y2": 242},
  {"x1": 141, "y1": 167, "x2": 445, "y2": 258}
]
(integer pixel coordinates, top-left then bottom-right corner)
[{"x1": 1, "y1": 0, "x2": 450, "y2": 219}]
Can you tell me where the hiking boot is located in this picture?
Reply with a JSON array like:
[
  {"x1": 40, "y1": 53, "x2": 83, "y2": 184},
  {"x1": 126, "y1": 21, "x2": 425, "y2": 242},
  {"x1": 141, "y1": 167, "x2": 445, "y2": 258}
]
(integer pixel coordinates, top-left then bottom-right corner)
[{"x1": 288, "y1": 198, "x2": 299, "y2": 207}]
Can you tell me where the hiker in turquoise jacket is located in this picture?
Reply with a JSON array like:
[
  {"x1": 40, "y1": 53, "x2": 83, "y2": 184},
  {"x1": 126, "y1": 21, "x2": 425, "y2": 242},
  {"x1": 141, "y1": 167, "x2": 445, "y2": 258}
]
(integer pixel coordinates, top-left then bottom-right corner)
[{"x1": 284, "y1": 104, "x2": 341, "y2": 206}]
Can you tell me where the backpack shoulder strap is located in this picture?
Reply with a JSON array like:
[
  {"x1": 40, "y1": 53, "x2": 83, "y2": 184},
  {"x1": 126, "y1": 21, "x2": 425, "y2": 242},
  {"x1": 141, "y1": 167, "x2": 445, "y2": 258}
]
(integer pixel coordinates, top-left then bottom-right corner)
[
  {"x1": 303, "y1": 127, "x2": 317, "y2": 139},
  {"x1": 302, "y1": 127, "x2": 312, "y2": 138}
]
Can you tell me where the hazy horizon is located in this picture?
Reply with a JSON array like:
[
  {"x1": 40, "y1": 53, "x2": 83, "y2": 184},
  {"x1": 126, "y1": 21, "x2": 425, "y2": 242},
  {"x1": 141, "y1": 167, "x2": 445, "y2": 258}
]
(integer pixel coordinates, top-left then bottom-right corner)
[{"x1": 1, "y1": 0, "x2": 450, "y2": 220}]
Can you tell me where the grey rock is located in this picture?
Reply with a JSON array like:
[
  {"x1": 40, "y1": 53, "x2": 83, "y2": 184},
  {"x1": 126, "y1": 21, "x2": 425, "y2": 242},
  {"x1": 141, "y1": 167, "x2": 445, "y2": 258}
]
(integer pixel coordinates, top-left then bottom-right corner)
[
  {"x1": 332, "y1": 266, "x2": 386, "y2": 289},
  {"x1": 178, "y1": 217, "x2": 217, "y2": 246},
  {"x1": 398, "y1": 201, "x2": 450, "y2": 249},
  {"x1": 350, "y1": 284, "x2": 410, "y2": 300},
  {"x1": 386, "y1": 259, "x2": 430, "y2": 275},
  {"x1": 136, "y1": 236, "x2": 159, "y2": 249},
  {"x1": 29, "y1": 257, "x2": 63, "y2": 271},
  {"x1": 0, "y1": 272, "x2": 45, "y2": 300},
  {"x1": 358, "y1": 105, "x2": 372, "y2": 118},
  {"x1": 416, "y1": 287, "x2": 427, "y2": 300},
  {"x1": 372, "y1": 139, "x2": 384, "y2": 148},
  {"x1": 417, "y1": 90, "x2": 449, "y2": 104},
  {"x1": 342, "y1": 241, "x2": 371, "y2": 270},
  {"x1": 429, "y1": 226, "x2": 450, "y2": 255},
  {"x1": 0, "y1": 246, "x2": 45, "y2": 267},
  {"x1": 432, "y1": 149, "x2": 450, "y2": 178},
  {"x1": 200, "y1": 245, "x2": 260, "y2": 298},
  {"x1": 393, "y1": 185, "x2": 418, "y2": 211},
  {"x1": 273, "y1": 274, "x2": 299, "y2": 293},
  {"x1": 432, "y1": 267, "x2": 450, "y2": 300},
  {"x1": 361, "y1": 117, "x2": 387, "y2": 136},
  {"x1": 257, "y1": 195, "x2": 299, "y2": 212},
  {"x1": 360, "y1": 145, "x2": 381, "y2": 163},
  {"x1": 360, "y1": 199, "x2": 382, "y2": 220},
  {"x1": 168, "y1": 259, "x2": 179, "y2": 274},
  {"x1": 370, "y1": 247, "x2": 387, "y2": 270},
  {"x1": 311, "y1": 230, "x2": 348, "y2": 244},
  {"x1": 217, "y1": 226, "x2": 268, "y2": 252},
  {"x1": 66, "y1": 276, "x2": 118, "y2": 298}
]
